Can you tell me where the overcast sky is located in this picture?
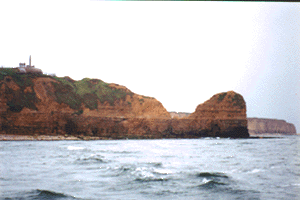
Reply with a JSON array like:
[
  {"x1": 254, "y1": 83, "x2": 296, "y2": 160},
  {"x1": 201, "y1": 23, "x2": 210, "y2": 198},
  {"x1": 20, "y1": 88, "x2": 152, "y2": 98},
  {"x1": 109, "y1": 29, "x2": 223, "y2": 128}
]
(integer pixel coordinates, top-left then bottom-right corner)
[{"x1": 0, "y1": 1, "x2": 299, "y2": 132}]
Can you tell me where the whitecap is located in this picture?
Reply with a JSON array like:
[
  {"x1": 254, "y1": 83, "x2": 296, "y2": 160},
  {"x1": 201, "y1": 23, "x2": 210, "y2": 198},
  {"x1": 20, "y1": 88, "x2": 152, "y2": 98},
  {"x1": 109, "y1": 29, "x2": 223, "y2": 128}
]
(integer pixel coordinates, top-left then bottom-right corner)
[
  {"x1": 153, "y1": 169, "x2": 173, "y2": 175},
  {"x1": 292, "y1": 183, "x2": 300, "y2": 187},
  {"x1": 134, "y1": 167, "x2": 154, "y2": 178},
  {"x1": 202, "y1": 178, "x2": 210, "y2": 184},
  {"x1": 67, "y1": 146, "x2": 84, "y2": 150},
  {"x1": 248, "y1": 169, "x2": 262, "y2": 173}
]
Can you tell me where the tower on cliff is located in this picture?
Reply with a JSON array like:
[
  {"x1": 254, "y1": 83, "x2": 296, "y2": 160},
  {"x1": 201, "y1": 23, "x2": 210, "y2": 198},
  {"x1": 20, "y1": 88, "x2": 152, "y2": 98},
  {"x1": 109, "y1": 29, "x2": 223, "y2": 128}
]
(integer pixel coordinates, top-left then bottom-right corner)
[{"x1": 29, "y1": 55, "x2": 31, "y2": 67}]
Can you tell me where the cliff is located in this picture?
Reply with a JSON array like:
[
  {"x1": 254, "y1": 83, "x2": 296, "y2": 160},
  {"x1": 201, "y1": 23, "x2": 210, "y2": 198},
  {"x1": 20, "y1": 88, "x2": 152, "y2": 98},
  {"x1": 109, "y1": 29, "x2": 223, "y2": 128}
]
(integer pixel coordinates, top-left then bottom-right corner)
[
  {"x1": 169, "y1": 112, "x2": 297, "y2": 136},
  {"x1": 0, "y1": 69, "x2": 170, "y2": 118},
  {"x1": 169, "y1": 112, "x2": 190, "y2": 118},
  {"x1": 247, "y1": 118, "x2": 297, "y2": 135},
  {"x1": 0, "y1": 69, "x2": 249, "y2": 138},
  {"x1": 186, "y1": 91, "x2": 249, "y2": 138}
]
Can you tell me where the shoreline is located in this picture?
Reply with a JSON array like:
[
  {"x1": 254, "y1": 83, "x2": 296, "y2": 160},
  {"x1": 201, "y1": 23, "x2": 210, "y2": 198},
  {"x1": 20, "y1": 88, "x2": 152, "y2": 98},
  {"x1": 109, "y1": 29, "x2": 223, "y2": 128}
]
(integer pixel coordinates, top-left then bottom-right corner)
[
  {"x1": 0, "y1": 134, "x2": 296, "y2": 141},
  {"x1": 0, "y1": 134, "x2": 108, "y2": 141}
]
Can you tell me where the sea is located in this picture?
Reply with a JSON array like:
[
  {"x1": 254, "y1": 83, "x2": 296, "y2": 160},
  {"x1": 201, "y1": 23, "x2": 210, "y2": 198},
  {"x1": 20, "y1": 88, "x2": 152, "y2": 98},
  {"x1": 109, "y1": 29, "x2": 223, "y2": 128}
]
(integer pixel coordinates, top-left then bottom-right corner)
[{"x1": 1, "y1": 136, "x2": 299, "y2": 200}]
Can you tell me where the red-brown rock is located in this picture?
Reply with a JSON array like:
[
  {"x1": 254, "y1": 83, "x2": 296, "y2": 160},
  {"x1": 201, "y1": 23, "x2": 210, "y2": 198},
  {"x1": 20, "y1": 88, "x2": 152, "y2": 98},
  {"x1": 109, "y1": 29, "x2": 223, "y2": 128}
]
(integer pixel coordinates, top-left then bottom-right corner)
[{"x1": 0, "y1": 72, "x2": 249, "y2": 139}]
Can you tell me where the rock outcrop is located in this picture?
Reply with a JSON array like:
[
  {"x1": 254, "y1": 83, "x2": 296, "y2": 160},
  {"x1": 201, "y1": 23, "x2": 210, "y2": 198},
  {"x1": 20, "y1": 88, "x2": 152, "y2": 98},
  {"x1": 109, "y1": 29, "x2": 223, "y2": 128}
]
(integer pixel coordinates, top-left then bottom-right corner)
[
  {"x1": 169, "y1": 113, "x2": 297, "y2": 136},
  {"x1": 247, "y1": 118, "x2": 297, "y2": 135},
  {"x1": 0, "y1": 69, "x2": 249, "y2": 138},
  {"x1": 186, "y1": 91, "x2": 249, "y2": 138}
]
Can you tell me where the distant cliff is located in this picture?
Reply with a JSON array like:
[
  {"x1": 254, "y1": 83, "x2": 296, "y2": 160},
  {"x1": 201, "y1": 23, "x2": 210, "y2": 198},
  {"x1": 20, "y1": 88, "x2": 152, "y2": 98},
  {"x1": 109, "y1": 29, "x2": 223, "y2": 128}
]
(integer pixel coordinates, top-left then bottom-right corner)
[
  {"x1": 169, "y1": 112, "x2": 297, "y2": 135},
  {"x1": 0, "y1": 68, "x2": 249, "y2": 138},
  {"x1": 247, "y1": 118, "x2": 296, "y2": 135},
  {"x1": 169, "y1": 112, "x2": 190, "y2": 118}
]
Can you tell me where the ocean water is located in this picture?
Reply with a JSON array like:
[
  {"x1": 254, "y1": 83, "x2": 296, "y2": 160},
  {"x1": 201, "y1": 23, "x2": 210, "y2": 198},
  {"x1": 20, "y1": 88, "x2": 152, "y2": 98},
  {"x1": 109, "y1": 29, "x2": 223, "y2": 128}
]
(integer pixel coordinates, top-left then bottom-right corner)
[{"x1": 0, "y1": 136, "x2": 299, "y2": 200}]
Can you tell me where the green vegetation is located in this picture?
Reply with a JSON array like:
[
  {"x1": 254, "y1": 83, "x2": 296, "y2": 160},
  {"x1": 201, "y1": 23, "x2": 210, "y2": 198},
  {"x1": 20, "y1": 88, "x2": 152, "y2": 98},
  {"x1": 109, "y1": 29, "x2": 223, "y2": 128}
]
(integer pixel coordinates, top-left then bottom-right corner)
[
  {"x1": 141, "y1": 95, "x2": 152, "y2": 99},
  {"x1": 0, "y1": 68, "x2": 133, "y2": 111},
  {"x1": 53, "y1": 76, "x2": 76, "y2": 92},
  {"x1": 6, "y1": 87, "x2": 39, "y2": 112},
  {"x1": 0, "y1": 68, "x2": 34, "y2": 88},
  {"x1": 216, "y1": 92, "x2": 244, "y2": 109},
  {"x1": 52, "y1": 81, "x2": 81, "y2": 110},
  {"x1": 52, "y1": 77, "x2": 133, "y2": 110},
  {"x1": 0, "y1": 68, "x2": 42, "y2": 112},
  {"x1": 217, "y1": 92, "x2": 227, "y2": 102},
  {"x1": 231, "y1": 94, "x2": 245, "y2": 109},
  {"x1": 139, "y1": 98, "x2": 144, "y2": 104},
  {"x1": 73, "y1": 110, "x2": 83, "y2": 115}
]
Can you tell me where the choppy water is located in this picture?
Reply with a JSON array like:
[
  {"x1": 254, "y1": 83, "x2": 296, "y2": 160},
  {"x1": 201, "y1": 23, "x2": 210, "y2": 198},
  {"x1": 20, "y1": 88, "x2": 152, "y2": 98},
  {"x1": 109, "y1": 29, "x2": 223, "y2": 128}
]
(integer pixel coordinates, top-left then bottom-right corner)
[{"x1": 1, "y1": 136, "x2": 299, "y2": 200}]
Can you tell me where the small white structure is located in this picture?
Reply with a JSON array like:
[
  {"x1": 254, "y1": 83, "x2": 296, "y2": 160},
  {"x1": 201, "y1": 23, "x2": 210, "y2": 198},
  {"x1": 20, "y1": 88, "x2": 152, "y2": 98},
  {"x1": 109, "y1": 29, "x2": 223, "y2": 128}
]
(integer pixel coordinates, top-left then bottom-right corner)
[
  {"x1": 19, "y1": 63, "x2": 26, "y2": 67},
  {"x1": 17, "y1": 56, "x2": 43, "y2": 74}
]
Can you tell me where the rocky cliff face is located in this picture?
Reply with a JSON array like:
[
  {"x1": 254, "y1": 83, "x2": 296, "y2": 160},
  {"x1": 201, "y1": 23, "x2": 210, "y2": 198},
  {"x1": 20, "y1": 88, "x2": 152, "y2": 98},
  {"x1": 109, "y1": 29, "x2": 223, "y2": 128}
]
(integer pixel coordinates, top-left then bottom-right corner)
[
  {"x1": 247, "y1": 118, "x2": 296, "y2": 135},
  {"x1": 169, "y1": 112, "x2": 297, "y2": 136},
  {"x1": 186, "y1": 91, "x2": 249, "y2": 138},
  {"x1": 0, "y1": 70, "x2": 249, "y2": 138}
]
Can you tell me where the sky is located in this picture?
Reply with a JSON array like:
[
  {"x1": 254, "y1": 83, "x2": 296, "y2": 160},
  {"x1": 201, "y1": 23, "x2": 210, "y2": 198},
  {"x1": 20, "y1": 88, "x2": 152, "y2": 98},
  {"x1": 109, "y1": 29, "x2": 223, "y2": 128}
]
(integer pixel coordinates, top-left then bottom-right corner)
[{"x1": 0, "y1": 1, "x2": 299, "y2": 132}]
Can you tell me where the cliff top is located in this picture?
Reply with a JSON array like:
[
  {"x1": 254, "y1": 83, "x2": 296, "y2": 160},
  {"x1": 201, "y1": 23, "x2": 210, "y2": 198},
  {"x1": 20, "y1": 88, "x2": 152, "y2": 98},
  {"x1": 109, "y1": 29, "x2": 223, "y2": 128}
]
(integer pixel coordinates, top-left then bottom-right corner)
[
  {"x1": 0, "y1": 68, "x2": 170, "y2": 118},
  {"x1": 0, "y1": 68, "x2": 133, "y2": 111}
]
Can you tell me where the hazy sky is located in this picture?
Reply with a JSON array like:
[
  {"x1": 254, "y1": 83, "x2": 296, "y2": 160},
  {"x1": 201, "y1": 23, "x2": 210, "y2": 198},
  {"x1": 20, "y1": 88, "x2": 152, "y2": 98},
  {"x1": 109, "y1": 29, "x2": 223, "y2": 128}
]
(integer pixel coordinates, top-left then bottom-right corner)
[{"x1": 1, "y1": 1, "x2": 299, "y2": 132}]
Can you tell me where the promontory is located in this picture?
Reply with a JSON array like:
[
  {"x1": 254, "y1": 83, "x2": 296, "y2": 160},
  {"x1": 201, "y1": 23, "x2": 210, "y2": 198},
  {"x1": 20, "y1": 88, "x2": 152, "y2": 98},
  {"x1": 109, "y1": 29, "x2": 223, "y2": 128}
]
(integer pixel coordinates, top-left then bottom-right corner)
[{"x1": 0, "y1": 67, "x2": 249, "y2": 139}]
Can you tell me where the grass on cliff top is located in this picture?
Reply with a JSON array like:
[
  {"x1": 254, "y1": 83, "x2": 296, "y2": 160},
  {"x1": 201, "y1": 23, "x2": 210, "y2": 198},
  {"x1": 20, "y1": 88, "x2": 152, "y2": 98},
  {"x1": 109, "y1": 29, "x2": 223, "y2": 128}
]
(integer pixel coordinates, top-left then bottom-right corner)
[
  {"x1": 52, "y1": 77, "x2": 132, "y2": 110},
  {"x1": 0, "y1": 68, "x2": 34, "y2": 88},
  {"x1": 0, "y1": 68, "x2": 50, "y2": 88},
  {"x1": 0, "y1": 68, "x2": 42, "y2": 112},
  {"x1": 0, "y1": 68, "x2": 133, "y2": 112},
  {"x1": 217, "y1": 92, "x2": 245, "y2": 109}
]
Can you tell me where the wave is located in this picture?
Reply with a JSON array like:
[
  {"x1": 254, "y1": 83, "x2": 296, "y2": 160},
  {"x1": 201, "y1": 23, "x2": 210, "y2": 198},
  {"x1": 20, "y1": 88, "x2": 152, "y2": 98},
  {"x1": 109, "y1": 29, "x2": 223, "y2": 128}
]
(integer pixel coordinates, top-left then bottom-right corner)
[
  {"x1": 135, "y1": 177, "x2": 169, "y2": 182},
  {"x1": 4, "y1": 189, "x2": 78, "y2": 200},
  {"x1": 197, "y1": 178, "x2": 227, "y2": 188},
  {"x1": 146, "y1": 161, "x2": 163, "y2": 167},
  {"x1": 67, "y1": 146, "x2": 85, "y2": 150},
  {"x1": 36, "y1": 189, "x2": 76, "y2": 199},
  {"x1": 75, "y1": 154, "x2": 108, "y2": 164},
  {"x1": 194, "y1": 172, "x2": 261, "y2": 198},
  {"x1": 108, "y1": 164, "x2": 172, "y2": 182},
  {"x1": 194, "y1": 172, "x2": 230, "y2": 190},
  {"x1": 153, "y1": 168, "x2": 173, "y2": 175},
  {"x1": 246, "y1": 168, "x2": 263, "y2": 174},
  {"x1": 97, "y1": 149, "x2": 139, "y2": 154},
  {"x1": 197, "y1": 172, "x2": 229, "y2": 178}
]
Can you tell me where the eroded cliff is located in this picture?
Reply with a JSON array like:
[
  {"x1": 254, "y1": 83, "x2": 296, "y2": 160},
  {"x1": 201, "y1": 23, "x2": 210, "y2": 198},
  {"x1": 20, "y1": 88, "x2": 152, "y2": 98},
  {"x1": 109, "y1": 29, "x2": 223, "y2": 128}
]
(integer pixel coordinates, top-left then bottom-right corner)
[
  {"x1": 0, "y1": 69, "x2": 249, "y2": 138},
  {"x1": 186, "y1": 91, "x2": 249, "y2": 138},
  {"x1": 170, "y1": 112, "x2": 297, "y2": 136},
  {"x1": 247, "y1": 118, "x2": 296, "y2": 135}
]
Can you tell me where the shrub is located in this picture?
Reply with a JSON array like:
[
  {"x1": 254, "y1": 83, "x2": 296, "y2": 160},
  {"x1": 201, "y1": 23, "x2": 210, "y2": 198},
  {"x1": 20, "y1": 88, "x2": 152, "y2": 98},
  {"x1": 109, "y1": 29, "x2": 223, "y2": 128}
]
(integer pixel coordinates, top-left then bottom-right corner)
[
  {"x1": 6, "y1": 86, "x2": 38, "y2": 112},
  {"x1": 217, "y1": 92, "x2": 227, "y2": 102},
  {"x1": 231, "y1": 94, "x2": 245, "y2": 109},
  {"x1": 139, "y1": 99, "x2": 144, "y2": 104}
]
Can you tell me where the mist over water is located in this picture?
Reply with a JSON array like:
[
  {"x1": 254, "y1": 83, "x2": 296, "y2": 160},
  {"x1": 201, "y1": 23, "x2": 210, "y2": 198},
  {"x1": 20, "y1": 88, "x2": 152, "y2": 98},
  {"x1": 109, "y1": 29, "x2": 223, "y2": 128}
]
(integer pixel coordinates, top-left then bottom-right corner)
[{"x1": 1, "y1": 137, "x2": 299, "y2": 200}]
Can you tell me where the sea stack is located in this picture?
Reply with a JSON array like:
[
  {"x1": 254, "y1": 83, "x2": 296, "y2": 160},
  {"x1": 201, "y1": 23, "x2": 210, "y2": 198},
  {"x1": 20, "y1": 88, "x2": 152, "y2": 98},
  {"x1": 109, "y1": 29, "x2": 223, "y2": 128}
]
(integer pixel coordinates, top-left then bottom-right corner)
[{"x1": 187, "y1": 91, "x2": 249, "y2": 138}]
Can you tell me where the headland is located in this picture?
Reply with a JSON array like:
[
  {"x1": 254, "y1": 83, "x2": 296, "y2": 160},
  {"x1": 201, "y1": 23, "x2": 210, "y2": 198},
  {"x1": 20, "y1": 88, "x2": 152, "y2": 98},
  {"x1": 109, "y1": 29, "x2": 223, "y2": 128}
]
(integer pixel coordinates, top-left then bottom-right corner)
[{"x1": 0, "y1": 63, "x2": 250, "y2": 140}]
